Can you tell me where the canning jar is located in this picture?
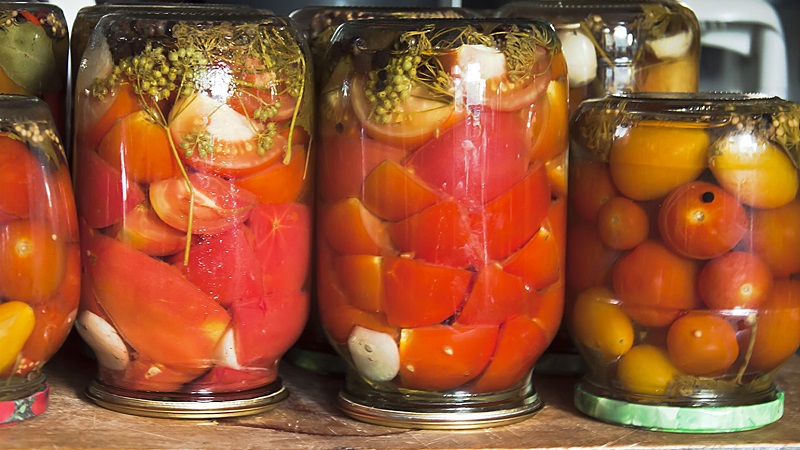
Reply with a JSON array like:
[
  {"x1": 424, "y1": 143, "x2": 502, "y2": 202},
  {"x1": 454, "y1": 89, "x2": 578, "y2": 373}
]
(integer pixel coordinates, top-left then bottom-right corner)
[
  {"x1": 567, "y1": 93, "x2": 800, "y2": 432},
  {"x1": 316, "y1": 18, "x2": 568, "y2": 428},
  {"x1": 71, "y1": 7, "x2": 313, "y2": 418},
  {"x1": 496, "y1": 0, "x2": 699, "y2": 113},
  {"x1": 0, "y1": 95, "x2": 79, "y2": 426},
  {"x1": 0, "y1": 3, "x2": 68, "y2": 145}
]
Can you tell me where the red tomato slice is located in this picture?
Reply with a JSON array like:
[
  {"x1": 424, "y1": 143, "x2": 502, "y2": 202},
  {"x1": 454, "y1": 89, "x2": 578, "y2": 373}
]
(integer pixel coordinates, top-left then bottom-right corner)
[
  {"x1": 248, "y1": 203, "x2": 311, "y2": 294},
  {"x1": 456, "y1": 264, "x2": 528, "y2": 326},
  {"x1": 333, "y1": 255, "x2": 385, "y2": 313},
  {"x1": 320, "y1": 198, "x2": 395, "y2": 256},
  {"x1": 405, "y1": 111, "x2": 530, "y2": 207},
  {"x1": 177, "y1": 226, "x2": 265, "y2": 308},
  {"x1": 76, "y1": 83, "x2": 143, "y2": 152},
  {"x1": 317, "y1": 131, "x2": 407, "y2": 202},
  {"x1": 149, "y1": 172, "x2": 257, "y2": 234},
  {"x1": 471, "y1": 163, "x2": 551, "y2": 262},
  {"x1": 229, "y1": 292, "x2": 309, "y2": 367},
  {"x1": 363, "y1": 160, "x2": 441, "y2": 221},
  {"x1": 169, "y1": 92, "x2": 287, "y2": 177},
  {"x1": 101, "y1": 357, "x2": 207, "y2": 393},
  {"x1": 526, "y1": 282, "x2": 564, "y2": 342},
  {"x1": 398, "y1": 324, "x2": 498, "y2": 391},
  {"x1": 227, "y1": 73, "x2": 297, "y2": 123},
  {"x1": 0, "y1": 136, "x2": 40, "y2": 219},
  {"x1": 468, "y1": 315, "x2": 549, "y2": 393},
  {"x1": 74, "y1": 147, "x2": 146, "y2": 229},
  {"x1": 502, "y1": 217, "x2": 561, "y2": 291},
  {"x1": 383, "y1": 256, "x2": 473, "y2": 328},
  {"x1": 84, "y1": 230, "x2": 231, "y2": 367},
  {"x1": 110, "y1": 201, "x2": 186, "y2": 257},
  {"x1": 233, "y1": 145, "x2": 309, "y2": 204},
  {"x1": 388, "y1": 199, "x2": 477, "y2": 268},
  {"x1": 190, "y1": 366, "x2": 277, "y2": 393}
]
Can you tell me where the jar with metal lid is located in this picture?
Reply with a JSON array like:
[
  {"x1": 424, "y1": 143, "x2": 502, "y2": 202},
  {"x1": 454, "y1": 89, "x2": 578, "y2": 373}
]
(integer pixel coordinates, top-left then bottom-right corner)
[
  {"x1": 496, "y1": 0, "x2": 700, "y2": 112},
  {"x1": 71, "y1": 6, "x2": 314, "y2": 418},
  {"x1": 0, "y1": 94, "x2": 79, "y2": 426},
  {"x1": 567, "y1": 92, "x2": 800, "y2": 432},
  {"x1": 0, "y1": 2, "x2": 68, "y2": 145},
  {"x1": 316, "y1": 17, "x2": 568, "y2": 429}
]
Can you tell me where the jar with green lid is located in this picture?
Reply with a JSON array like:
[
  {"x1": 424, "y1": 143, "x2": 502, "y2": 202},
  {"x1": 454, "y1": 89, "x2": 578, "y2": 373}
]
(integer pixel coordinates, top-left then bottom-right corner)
[
  {"x1": 567, "y1": 92, "x2": 800, "y2": 432},
  {"x1": 315, "y1": 17, "x2": 568, "y2": 429},
  {"x1": 0, "y1": 2, "x2": 68, "y2": 144},
  {"x1": 71, "y1": 6, "x2": 314, "y2": 418},
  {"x1": 496, "y1": 0, "x2": 700, "y2": 113},
  {"x1": 0, "y1": 95, "x2": 79, "y2": 426}
]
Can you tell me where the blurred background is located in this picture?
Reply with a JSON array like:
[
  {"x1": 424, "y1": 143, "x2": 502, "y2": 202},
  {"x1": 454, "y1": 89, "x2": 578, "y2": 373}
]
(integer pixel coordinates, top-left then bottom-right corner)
[{"x1": 53, "y1": 0, "x2": 799, "y2": 102}]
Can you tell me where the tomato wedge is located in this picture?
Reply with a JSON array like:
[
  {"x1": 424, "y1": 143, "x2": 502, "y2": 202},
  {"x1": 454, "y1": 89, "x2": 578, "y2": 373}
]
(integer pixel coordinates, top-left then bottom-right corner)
[
  {"x1": 149, "y1": 172, "x2": 257, "y2": 234},
  {"x1": 363, "y1": 160, "x2": 440, "y2": 221},
  {"x1": 233, "y1": 146, "x2": 308, "y2": 204},
  {"x1": 502, "y1": 218, "x2": 562, "y2": 291},
  {"x1": 248, "y1": 203, "x2": 311, "y2": 294},
  {"x1": 383, "y1": 256, "x2": 473, "y2": 328},
  {"x1": 320, "y1": 198, "x2": 395, "y2": 256},
  {"x1": 84, "y1": 230, "x2": 231, "y2": 367},
  {"x1": 111, "y1": 201, "x2": 186, "y2": 257},
  {"x1": 333, "y1": 255, "x2": 385, "y2": 313},
  {"x1": 455, "y1": 264, "x2": 528, "y2": 326}
]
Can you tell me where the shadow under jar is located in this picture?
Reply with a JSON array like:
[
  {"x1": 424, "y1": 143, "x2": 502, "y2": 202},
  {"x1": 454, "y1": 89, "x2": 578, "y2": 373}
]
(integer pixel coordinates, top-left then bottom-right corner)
[
  {"x1": 315, "y1": 17, "x2": 568, "y2": 429},
  {"x1": 567, "y1": 92, "x2": 800, "y2": 432},
  {"x1": 71, "y1": 6, "x2": 314, "y2": 418},
  {"x1": 0, "y1": 95, "x2": 79, "y2": 426}
]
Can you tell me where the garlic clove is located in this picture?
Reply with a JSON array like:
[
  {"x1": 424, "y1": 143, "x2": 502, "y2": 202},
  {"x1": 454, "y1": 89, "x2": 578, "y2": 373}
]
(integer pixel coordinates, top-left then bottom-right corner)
[
  {"x1": 213, "y1": 328, "x2": 241, "y2": 369},
  {"x1": 646, "y1": 30, "x2": 693, "y2": 61},
  {"x1": 347, "y1": 326, "x2": 400, "y2": 382},
  {"x1": 558, "y1": 29, "x2": 597, "y2": 87},
  {"x1": 75, "y1": 311, "x2": 130, "y2": 371}
]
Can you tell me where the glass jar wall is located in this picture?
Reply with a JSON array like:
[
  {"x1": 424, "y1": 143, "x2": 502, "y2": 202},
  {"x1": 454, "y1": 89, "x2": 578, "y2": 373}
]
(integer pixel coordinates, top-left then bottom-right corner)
[
  {"x1": 315, "y1": 17, "x2": 568, "y2": 429},
  {"x1": 71, "y1": 6, "x2": 313, "y2": 418},
  {"x1": 567, "y1": 93, "x2": 800, "y2": 432},
  {"x1": 0, "y1": 95, "x2": 78, "y2": 426}
]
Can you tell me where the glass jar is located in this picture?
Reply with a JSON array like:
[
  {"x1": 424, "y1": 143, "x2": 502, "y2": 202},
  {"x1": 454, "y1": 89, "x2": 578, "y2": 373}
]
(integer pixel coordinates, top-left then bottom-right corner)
[
  {"x1": 496, "y1": 0, "x2": 700, "y2": 113},
  {"x1": 0, "y1": 3, "x2": 68, "y2": 147},
  {"x1": 71, "y1": 7, "x2": 313, "y2": 418},
  {"x1": 567, "y1": 93, "x2": 800, "y2": 432},
  {"x1": 0, "y1": 95, "x2": 79, "y2": 426},
  {"x1": 316, "y1": 18, "x2": 568, "y2": 429}
]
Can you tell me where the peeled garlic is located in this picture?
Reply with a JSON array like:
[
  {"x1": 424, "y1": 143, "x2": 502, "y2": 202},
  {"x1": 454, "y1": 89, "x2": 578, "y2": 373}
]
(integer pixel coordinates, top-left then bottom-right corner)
[
  {"x1": 75, "y1": 311, "x2": 129, "y2": 371},
  {"x1": 558, "y1": 29, "x2": 597, "y2": 87},
  {"x1": 347, "y1": 326, "x2": 400, "y2": 382},
  {"x1": 213, "y1": 328, "x2": 241, "y2": 369},
  {"x1": 646, "y1": 30, "x2": 693, "y2": 61}
]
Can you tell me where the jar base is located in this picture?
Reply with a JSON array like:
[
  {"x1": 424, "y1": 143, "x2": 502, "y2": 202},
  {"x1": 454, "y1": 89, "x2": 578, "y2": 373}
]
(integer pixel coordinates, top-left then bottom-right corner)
[
  {"x1": 86, "y1": 378, "x2": 288, "y2": 419},
  {"x1": 0, "y1": 381, "x2": 49, "y2": 427},
  {"x1": 574, "y1": 382, "x2": 784, "y2": 433},
  {"x1": 337, "y1": 378, "x2": 543, "y2": 430}
]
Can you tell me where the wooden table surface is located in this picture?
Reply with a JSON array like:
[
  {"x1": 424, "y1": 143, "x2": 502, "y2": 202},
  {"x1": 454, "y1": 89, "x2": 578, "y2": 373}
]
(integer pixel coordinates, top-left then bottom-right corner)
[{"x1": 3, "y1": 335, "x2": 799, "y2": 449}]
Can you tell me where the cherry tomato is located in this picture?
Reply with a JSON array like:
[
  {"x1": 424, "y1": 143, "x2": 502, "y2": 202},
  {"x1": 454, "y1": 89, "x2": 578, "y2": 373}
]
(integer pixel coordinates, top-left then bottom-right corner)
[
  {"x1": 169, "y1": 92, "x2": 287, "y2": 177},
  {"x1": 566, "y1": 221, "x2": 620, "y2": 294},
  {"x1": 468, "y1": 315, "x2": 549, "y2": 393},
  {"x1": 698, "y1": 251, "x2": 773, "y2": 310},
  {"x1": 388, "y1": 199, "x2": 476, "y2": 268},
  {"x1": 110, "y1": 201, "x2": 185, "y2": 257},
  {"x1": 0, "y1": 220, "x2": 66, "y2": 303},
  {"x1": 502, "y1": 217, "x2": 561, "y2": 291},
  {"x1": 149, "y1": 172, "x2": 257, "y2": 234},
  {"x1": 320, "y1": 198, "x2": 395, "y2": 256},
  {"x1": 658, "y1": 181, "x2": 747, "y2": 259},
  {"x1": 84, "y1": 230, "x2": 231, "y2": 367},
  {"x1": 74, "y1": 146, "x2": 146, "y2": 229},
  {"x1": 0, "y1": 136, "x2": 40, "y2": 219},
  {"x1": 333, "y1": 255, "x2": 384, "y2": 313},
  {"x1": 617, "y1": 344, "x2": 682, "y2": 396},
  {"x1": 233, "y1": 146, "x2": 308, "y2": 204},
  {"x1": 456, "y1": 264, "x2": 527, "y2": 326},
  {"x1": 176, "y1": 226, "x2": 264, "y2": 308},
  {"x1": 612, "y1": 240, "x2": 701, "y2": 327},
  {"x1": 710, "y1": 138, "x2": 798, "y2": 209},
  {"x1": 228, "y1": 291, "x2": 308, "y2": 367},
  {"x1": 350, "y1": 74, "x2": 461, "y2": 150},
  {"x1": 610, "y1": 124, "x2": 708, "y2": 201},
  {"x1": 666, "y1": 312, "x2": 739, "y2": 376},
  {"x1": 572, "y1": 287, "x2": 634, "y2": 362},
  {"x1": 0, "y1": 301, "x2": 35, "y2": 374},
  {"x1": 596, "y1": 197, "x2": 649, "y2": 251},
  {"x1": 97, "y1": 109, "x2": 179, "y2": 184},
  {"x1": 383, "y1": 256, "x2": 472, "y2": 328},
  {"x1": 568, "y1": 159, "x2": 619, "y2": 223},
  {"x1": 748, "y1": 279, "x2": 800, "y2": 372},
  {"x1": 363, "y1": 160, "x2": 440, "y2": 221},
  {"x1": 248, "y1": 203, "x2": 311, "y2": 294},
  {"x1": 398, "y1": 324, "x2": 498, "y2": 391},
  {"x1": 746, "y1": 198, "x2": 800, "y2": 277},
  {"x1": 405, "y1": 111, "x2": 530, "y2": 208}
]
